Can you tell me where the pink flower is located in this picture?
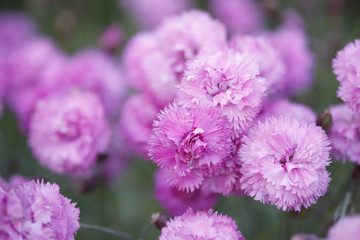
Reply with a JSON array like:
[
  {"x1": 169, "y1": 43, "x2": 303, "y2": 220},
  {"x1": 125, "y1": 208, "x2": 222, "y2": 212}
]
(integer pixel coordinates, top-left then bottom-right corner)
[
  {"x1": 119, "y1": 0, "x2": 192, "y2": 29},
  {"x1": 6, "y1": 37, "x2": 68, "y2": 131},
  {"x1": 159, "y1": 208, "x2": 245, "y2": 240},
  {"x1": 239, "y1": 116, "x2": 331, "y2": 211},
  {"x1": 29, "y1": 91, "x2": 111, "y2": 176},
  {"x1": 257, "y1": 99, "x2": 316, "y2": 123},
  {"x1": 119, "y1": 94, "x2": 160, "y2": 158},
  {"x1": 326, "y1": 215, "x2": 360, "y2": 240},
  {"x1": 209, "y1": 0, "x2": 263, "y2": 34},
  {"x1": 333, "y1": 39, "x2": 360, "y2": 83},
  {"x1": 229, "y1": 35, "x2": 286, "y2": 96},
  {"x1": 0, "y1": 179, "x2": 79, "y2": 240},
  {"x1": 154, "y1": 169, "x2": 218, "y2": 216},
  {"x1": 123, "y1": 10, "x2": 227, "y2": 107},
  {"x1": 266, "y1": 11, "x2": 314, "y2": 96},
  {"x1": 98, "y1": 24, "x2": 124, "y2": 52},
  {"x1": 337, "y1": 79, "x2": 360, "y2": 113},
  {"x1": 65, "y1": 49, "x2": 126, "y2": 119},
  {"x1": 148, "y1": 104, "x2": 232, "y2": 192},
  {"x1": 0, "y1": 12, "x2": 36, "y2": 56},
  {"x1": 329, "y1": 104, "x2": 360, "y2": 164},
  {"x1": 177, "y1": 48, "x2": 267, "y2": 137}
]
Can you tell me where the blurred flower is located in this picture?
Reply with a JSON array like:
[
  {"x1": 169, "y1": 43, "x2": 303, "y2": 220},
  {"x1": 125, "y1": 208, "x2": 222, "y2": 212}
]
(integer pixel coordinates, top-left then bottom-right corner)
[
  {"x1": 149, "y1": 104, "x2": 232, "y2": 192},
  {"x1": 6, "y1": 37, "x2": 68, "y2": 132},
  {"x1": 229, "y1": 35, "x2": 286, "y2": 97},
  {"x1": 333, "y1": 39, "x2": 360, "y2": 113},
  {"x1": 29, "y1": 91, "x2": 111, "y2": 177},
  {"x1": 239, "y1": 116, "x2": 331, "y2": 211},
  {"x1": 154, "y1": 169, "x2": 218, "y2": 216},
  {"x1": 122, "y1": 10, "x2": 227, "y2": 107},
  {"x1": 119, "y1": 94, "x2": 159, "y2": 159},
  {"x1": 257, "y1": 99, "x2": 317, "y2": 123},
  {"x1": 329, "y1": 104, "x2": 360, "y2": 164},
  {"x1": 65, "y1": 49, "x2": 126, "y2": 120},
  {"x1": 0, "y1": 179, "x2": 79, "y2": 240},
  {"x1": 209, "y1": 0, "x2": 264, "y2": 34},
  {"x1": 120, "y1": 0, "x2": 192, "y2": 29},
  {"x1": 159, "y1": 208, "x2": 245, "y2": 240},
  {"x1": 265, "y1": 11, "x2": 314, "y2": 96},
  {"x1": 0, "y1": 11, "x2": 36, "y2": 56},
  {"x1": 98, "y1": 24, "x2": 124, "y2": 52},
  {"x1": 177, "y1": 48, "x2": 267, "y2": 137},
  {"x1": 327, "y1": 215, "x2": 360, "y2": 240}
]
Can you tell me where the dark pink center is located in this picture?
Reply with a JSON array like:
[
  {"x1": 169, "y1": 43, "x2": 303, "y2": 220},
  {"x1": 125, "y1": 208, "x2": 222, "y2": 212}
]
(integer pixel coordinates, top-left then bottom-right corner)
[{"x1": 178, "y1": 128, "x2": 207, "y2": 164}]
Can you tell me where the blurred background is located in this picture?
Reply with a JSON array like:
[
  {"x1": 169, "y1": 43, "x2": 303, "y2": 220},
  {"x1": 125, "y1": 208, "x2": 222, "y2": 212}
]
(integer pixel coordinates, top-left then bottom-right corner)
[{"x1": 0, "y1": 0, "x2": 360, "y2": 239}]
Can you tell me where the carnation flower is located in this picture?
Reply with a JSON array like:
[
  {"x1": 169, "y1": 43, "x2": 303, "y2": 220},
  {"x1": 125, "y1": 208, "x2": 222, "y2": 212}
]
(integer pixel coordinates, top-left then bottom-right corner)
[
  {"x1": 159, "y1": 208, "x2": 245, "y2": 240},
  {"x1": 0, "y1": 179, "x2": 79, "y2": 240},
  {"x1": 326, "y1": 215, "x2": 360, "y2": 240},
  {"x1": 29, "y1": 91, "x2": 111, "y2": 176},
  {"x1": 148, "y1": 104, "x2": 232, "y2": 192},
  {"x1": 6, "y1": 37, "x2": 68, "y2": 131},
  {"x1": 65, "y1": 49, "x2": 126, "y2": 119},
  {"x1": 337, "y1": 79, "x2": 360, "y2": 113},
  {"x1": 257, "y1": 99, "x2": 316, "y2": 123},
  {"x1": 0, "y1": 12, "x2": 36, "y2": 56},
  {"x1": 154, "y1": 169, "x2": 218, "y2": 216},
  {"x1": 328, "y1": 104, "x2": 360, "y2": 164},
  {"x1": 119, "y1": 94, "x2": 160, "y2": 158},
  {"x1": 177, "y1": 48, "x2": 267, "y2": 137},
  {"x1": 229, "y1": 35, "x2": 286, "y2": 96},
  {"x1": 209, "y1": 0, "x2": 263, "y2": 34},
  {"x1": 98, "y1": 24, "x2": 124, "y2": 52},
  {"x1": 123, "y1": 10, "x2": 227, "y2": 107},
  {"x1": 119, "y1": 0, "x2": 192, "y2": 29},
  {"x1": 239, "y1": 116, "x2": 331, "y2": 211},
  {"x1": 266, "y1": 11, "x2": 314, "y2": 96},
  {"x1": 333, "y1": 39, "x2": 360, "y2": 83}
]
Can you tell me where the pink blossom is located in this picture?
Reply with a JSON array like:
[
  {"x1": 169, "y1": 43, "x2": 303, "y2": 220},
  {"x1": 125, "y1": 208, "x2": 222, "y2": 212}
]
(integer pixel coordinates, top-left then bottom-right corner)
[
  {"x1": 29, "y1": 91, "x2": 111, "y2": 176},
  {"x1": 98, "y1": 24, "x2": 124, "y2": 52},
  {"x1": 333, "y1": 39, "x2": 360, "y2": 83},
  {"x1": 177, "y1": 48, "x2": 267, "y2": 137},
  {"x1": 119, "y1": 0, "x2": 192, "y2": 29},
  {"x1": 0, "y1": 12, "x2": 36, "y2": 56},
  {"x1": 326, "y1": 215, "x2": 360, "y2": 240},
  {"x1": 266, "y1": 12, "x2": 314, "y2": 96},
  {"x1": 337, "y1": 79, "x2": 360, "y2": 113},
  {"x1": 154, "y1": 169, "x2": 218, "y2": 216},
  {"x1": 0, "y1": 179, "x2": 79, "y2": 240},
  {"x1": 257, "y1": 99, "x2": 316, "y2": 123},
  {"x1": 6, "y1": 37, "x2": 68, "y2": 131},
  {"x1": 159, "y1": 208, "x2": 245, "y2": 240},
  {"x1": 239, "y1": 116, "x2": 331, "y2": 211},
  {"x1": 65, "y1": 49, "x2": 126, "y2": 119},
  {"x1": 229, "y1": 35, "x2": 286, "y2": 96},
  {"x1": 209, "y1": 0, "x2": 263, "y2": 34},
  {"x1": 329, "y1": 104, "x2": 360, "y2": 164},
  {"x1": 123, "y1": 10, "x2": 227, "y2": 107},
  {"x1": 148, "y1": 104, "x2": 232, "y2": 192},
  {"x1": 119, "y1": 94, "x2": 160, "y2": 158}
]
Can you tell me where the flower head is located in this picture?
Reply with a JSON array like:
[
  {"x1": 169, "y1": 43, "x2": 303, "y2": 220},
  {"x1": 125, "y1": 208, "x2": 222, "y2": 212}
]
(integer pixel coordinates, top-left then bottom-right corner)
[
  {"x1": 154, "y1": 169, "x2": 218, "y2": 216},
  {"x1": 177, "y1": 48, "x2": 267, "y2": 137},
  {"x1": 329, "y1": 104, "x2": 360, "y2": 164},
  {"x1": 149, "y1": 104, "x2": 232, "y2": 192},
  {"x1": 333, "y1": 39, "x2": 360, "y2": 83},
  {"x1": 29, "y1": 91, "x2": 111, "y2": 176},
  {"x1": 159, "y1": 208, "x2": 245, "y2": 240},
  {"x1": 66, "y1": 49, "x2": 126, "y2": 119},
  {"x1": 327, "y1": 215, "x2": 360, "y2": 240},
  {"x1": 0, "y1": 179, "x2": 79, "y2": 240},
  {"x1": 239, "y1": 116, "x2": 331, "y2": 211},
  {"x1": 209, "y1": 0, "x2": 263, "y2": 34}
]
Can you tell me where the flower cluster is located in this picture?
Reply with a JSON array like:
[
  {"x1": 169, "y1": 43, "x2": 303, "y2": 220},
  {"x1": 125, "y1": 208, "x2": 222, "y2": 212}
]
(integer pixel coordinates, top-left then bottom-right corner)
[{"x1": 0, "y1": 178, "x2": 79, "y2": 240}]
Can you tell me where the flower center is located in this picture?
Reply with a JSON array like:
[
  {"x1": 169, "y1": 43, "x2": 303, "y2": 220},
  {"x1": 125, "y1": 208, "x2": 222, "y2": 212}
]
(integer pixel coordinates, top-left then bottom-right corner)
[
  {"x1": 56, "y1": 111, "x2": 81, "y2": 141},
  {"x1": 178, "y1": 128, "x2": 207, "y2": 164},
  {"x1": 279, "y1": 145, "x2": 297, "y2": 167}
]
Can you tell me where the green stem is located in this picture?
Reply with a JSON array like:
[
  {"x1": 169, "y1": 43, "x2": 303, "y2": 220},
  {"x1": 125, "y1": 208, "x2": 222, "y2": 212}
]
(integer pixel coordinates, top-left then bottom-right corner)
[{"x1": 80, "y1": 223, "x2": 135, "y2": 240}]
